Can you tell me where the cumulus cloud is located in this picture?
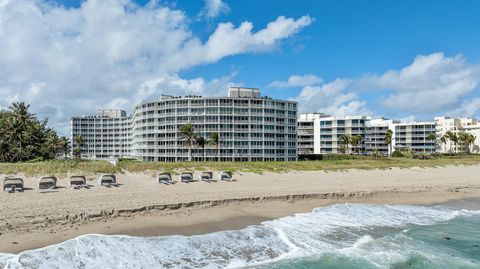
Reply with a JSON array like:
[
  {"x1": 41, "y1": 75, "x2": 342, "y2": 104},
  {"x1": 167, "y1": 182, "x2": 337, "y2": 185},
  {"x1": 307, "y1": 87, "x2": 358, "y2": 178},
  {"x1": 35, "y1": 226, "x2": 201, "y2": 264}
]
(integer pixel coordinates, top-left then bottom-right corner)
[
  {"x1": 200, "y1": 0, "x2": 229, "y2": 18},
  {"x1": 269, "y1": 74, "x2": 322, "y2": 88},
  {"x1": 358, "y1": 53, "x2": 480, "y2": 114},
  {"x1": 293, "y1": 52, "x2": 480, "y2": 119},
  {"x1": 293, "y1": 79, "x2": 372, "y2": 116},
  {"x1": 0, "y1": 0, "x2": 312, "y2": 134}
]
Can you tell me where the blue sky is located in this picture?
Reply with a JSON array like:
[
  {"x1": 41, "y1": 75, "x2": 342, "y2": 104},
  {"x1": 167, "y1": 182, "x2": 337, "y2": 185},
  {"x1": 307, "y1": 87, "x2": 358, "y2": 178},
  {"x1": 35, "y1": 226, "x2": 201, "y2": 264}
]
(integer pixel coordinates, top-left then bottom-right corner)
[{"x1": 1, "y1": 0, "x2": 480, "y2": 132}]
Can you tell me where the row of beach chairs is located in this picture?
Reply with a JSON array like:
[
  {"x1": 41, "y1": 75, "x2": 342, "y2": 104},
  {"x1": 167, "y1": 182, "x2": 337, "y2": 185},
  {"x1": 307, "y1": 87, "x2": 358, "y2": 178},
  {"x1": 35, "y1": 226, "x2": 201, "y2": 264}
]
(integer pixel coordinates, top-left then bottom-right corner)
[
  {"x1": 3, "y1": 172, "x2": 233, "y2": 193},
  {"x1": 3, "y1": 174, "x2": 118, "y2": 193},
  {"x1": 158, "y1": 171, "x2": 233, "y2": 184}
]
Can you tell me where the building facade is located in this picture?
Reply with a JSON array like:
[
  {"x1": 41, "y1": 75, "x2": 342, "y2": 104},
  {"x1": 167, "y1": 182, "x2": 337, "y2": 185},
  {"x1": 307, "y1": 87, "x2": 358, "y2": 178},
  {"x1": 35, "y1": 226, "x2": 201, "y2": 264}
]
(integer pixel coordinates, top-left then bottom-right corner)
[
  {"x1": 71, "y1": 110, "x2": 132, "y2": 160},
  {"x1": 434, "y1": 116, "x2": 478, "y2": 153},
  {"x1": 71, "y1": 88, "x2": 298, "y2": 162},
  {"x1": 364, "y1": 119, "x2": 397, "y2": 156},
  {"x1": 463, "y1": 123, "x2": 480, "y2": 154},
  {"x1": 392, "y1": 122, "x2": 436, "y2": 154},
  {"x1": 297, "y1": 114, "x2": 371, "y2": 155},
  {"x1": 298, "y1": 113, "x2": 438, "y2": 155}
]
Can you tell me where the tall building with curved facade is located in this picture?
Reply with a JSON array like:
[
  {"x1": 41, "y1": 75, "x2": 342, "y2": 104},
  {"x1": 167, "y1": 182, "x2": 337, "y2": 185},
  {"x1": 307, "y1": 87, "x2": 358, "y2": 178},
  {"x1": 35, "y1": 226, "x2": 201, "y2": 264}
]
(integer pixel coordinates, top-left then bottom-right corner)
[
  {"x1": 132, "y1": 87, "x2": 298, "y2": 161},
  {"x1": 71, "y1": 87, "x2": 298, "y2": 162}
]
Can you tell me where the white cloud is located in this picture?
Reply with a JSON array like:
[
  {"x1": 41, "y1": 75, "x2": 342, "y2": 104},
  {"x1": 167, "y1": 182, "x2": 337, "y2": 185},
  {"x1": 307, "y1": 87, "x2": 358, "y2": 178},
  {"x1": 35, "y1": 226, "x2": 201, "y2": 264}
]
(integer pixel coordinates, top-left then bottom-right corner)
[
  {"x1": 293, "y1": 79, "x2": 372, "y2": 116},
  {"x1": 291, "y1": 52, "x2": 480, "y2": 119},
  {"x1": 358, "y1": 53, "x2": 480, "y2": 114},
  {"x1": 269, "y1": 74, "x2": 322, "y2": 88},
  {"x1": 201, "y1": 0, "x2": 229, "y2": 18},
  {"x1": 447, "y1": 98, "x2": 480, "y2": 117},
  {"x1": 0, "y1": 0, "x2": 312, "y2": 134}
]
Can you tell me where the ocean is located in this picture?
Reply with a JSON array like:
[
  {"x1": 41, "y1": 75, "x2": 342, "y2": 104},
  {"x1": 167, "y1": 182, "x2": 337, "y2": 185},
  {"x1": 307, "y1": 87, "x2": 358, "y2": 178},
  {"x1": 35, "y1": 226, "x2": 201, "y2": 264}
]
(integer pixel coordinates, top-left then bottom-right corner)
[{"x1": 1, "y1": 203, "x2": 479, "y2": 269}]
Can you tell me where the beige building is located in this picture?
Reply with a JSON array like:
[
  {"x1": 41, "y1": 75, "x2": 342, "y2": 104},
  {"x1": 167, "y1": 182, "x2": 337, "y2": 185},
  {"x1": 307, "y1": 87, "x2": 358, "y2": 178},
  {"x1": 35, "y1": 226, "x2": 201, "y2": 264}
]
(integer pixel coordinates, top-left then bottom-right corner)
[{"x1": 434, "y1": 116, "x2": 478, "y2": 153}]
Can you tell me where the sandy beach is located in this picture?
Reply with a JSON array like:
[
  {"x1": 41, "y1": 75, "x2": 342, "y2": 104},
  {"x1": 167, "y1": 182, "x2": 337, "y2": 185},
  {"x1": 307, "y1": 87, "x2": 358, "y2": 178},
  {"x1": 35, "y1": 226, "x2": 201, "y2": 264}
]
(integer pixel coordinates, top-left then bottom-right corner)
[{"x1": 1, "y1": 165, "x2": 480, "y2": 254}]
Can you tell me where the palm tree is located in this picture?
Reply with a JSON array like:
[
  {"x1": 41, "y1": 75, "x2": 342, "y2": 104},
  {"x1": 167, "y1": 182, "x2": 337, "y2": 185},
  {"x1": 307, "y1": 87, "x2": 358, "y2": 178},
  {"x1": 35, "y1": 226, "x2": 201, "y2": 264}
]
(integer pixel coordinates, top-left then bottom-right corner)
[
  {"x1": 351, "y1": 134, "x2": 363, "y2": 155},
  {"x1": 179, "y1": 123, "x2": 196, "y2": 161},
  {"x1": 450, "y1": 133, "x2": 459, "y2": 154},
  {"x1": 59, "y1": 137, "x2": 71, "y2": 159},
  {"x1": 195, "y1": 136, "x2": 207, "y2": 161},
  {"x1": 73, "y1": 135, "x2": 85, "y2": 159},
  {"x1": 427, "y1": 133, "x2": 437, "y2": 153},
  {"x1": 445, "y1": 131, "x2": 456, "y2": 154},
  {"x1": 440, "y1": 135, "x2": 448, "y2": 153},
  {"x1": 339, "y1": 134, "x2": 351, "y2": 154},
  {"x1": 209, "y1": 132, "x2": 220, "y2": 161},
  {"x1": 385, "y1": 129, "x2": 393, "y2": 157},
  {"x1": 8, "y1": 102, "x2": 35, "y2": 162}
]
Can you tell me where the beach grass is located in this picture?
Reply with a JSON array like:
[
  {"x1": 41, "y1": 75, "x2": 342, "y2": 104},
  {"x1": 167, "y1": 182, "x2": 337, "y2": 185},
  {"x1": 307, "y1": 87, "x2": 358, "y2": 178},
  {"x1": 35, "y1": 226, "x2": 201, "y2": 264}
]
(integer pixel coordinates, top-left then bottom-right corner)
[
  {"x1": 1, "y1": 155, "x2": 480, "y2": 176},
  {"x1": 119, "y1": 155, "x2": 480, "y2": 174},
  {"x1": 0, "y1": 160, "x2": 119, "y2": 176}
]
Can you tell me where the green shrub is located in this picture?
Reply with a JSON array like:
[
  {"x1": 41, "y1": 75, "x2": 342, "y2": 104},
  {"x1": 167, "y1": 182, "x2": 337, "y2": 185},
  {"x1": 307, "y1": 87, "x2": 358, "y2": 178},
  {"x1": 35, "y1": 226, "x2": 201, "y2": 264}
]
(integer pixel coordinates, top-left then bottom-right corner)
[{"x1": 391, "y1": 150, "x2": 404, "y2": 158}]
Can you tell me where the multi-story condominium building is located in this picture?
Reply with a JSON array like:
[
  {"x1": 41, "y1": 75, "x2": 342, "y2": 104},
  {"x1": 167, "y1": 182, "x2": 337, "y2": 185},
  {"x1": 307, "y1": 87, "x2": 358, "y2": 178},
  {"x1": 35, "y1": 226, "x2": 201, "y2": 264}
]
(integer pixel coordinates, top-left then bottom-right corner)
[
  {"x1": 298, "y1": 113, "x2": 439, "y2": 155},
  {"x1": 463, "y1": 123, "x2": 480, "y2": 154},
  {"x1": 297, "y1": 113, "x2": 329, "y2": 155},
  {"x1": 392, "y1": 121, "x2": 436, "y2": 154},
  {"x1": 71, "y1": 87, "x2": 298, "y2": 162},
  {"x1": 71, "y1": 109, "x2": 132, "y2": 159},
  {"x1": 297, "y1": 114, "x2": 371, "y2": 155},
  {"x1": 364, "y1": 119, "x2": 397, "y2": 156},
  {"x1": 434, "y1": 116, "x2": 478, "y2": 153}
]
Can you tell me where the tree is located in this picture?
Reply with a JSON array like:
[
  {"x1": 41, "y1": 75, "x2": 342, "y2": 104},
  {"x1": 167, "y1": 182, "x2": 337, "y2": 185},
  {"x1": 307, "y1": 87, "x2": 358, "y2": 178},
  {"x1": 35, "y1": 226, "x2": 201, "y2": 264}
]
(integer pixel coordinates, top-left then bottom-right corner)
[
  {"x1": 450, "y1": 132, "x2": 459, "y2": 154},
  {"x1": 209, "y1": 132, "x2": 221, "y2": 161},
  {"x1": 59, "y1": 137, "x2": 71, "y2": 159},
  {"x1": 351, "y1": 134, "x2": 363, "y2": 155},
  {"x1": 73, "y1": 135, "x2": 85, "y2": 159},
  {"x1": 440, "y1": 135, "x2": 448, "y2": 153},
  {"x1": 385, "y1": 129, "x2": 393, "y2": 157},
  {"x1": 0, "y1": 102, "x2": 65, "y2": 162},
  {"x1": 195, "y1": 136, "x2": 207, "y2": 161},
  {"x1": 179, "y1": 123, "x2": 196, "y2": 161},
  {"x1": 427, "y1": 133, "x2": 437, "y2": 153},
  {"x1": 445, "y1": 131, "x2": 457, "y2": 154},
  {"x1": 339, "y1": 135, "x2": 351, "y2": 154}
]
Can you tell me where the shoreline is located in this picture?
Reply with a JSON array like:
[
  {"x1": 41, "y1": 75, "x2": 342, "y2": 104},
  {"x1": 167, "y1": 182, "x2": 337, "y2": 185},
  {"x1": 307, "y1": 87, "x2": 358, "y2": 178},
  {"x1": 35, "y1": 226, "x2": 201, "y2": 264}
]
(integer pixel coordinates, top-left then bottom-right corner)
[
  {"x1": 2, "y1": 189, "x2": 479, "y2": 254},
  {"x1": 1, "y1": 165, "x2": 480, "y2": 253}
]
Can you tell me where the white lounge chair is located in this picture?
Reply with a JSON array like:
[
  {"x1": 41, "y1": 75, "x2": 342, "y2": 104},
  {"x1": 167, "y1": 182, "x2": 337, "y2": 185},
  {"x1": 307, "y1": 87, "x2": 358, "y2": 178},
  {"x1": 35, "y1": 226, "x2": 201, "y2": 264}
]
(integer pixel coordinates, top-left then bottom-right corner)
[
  {"x1": 98, "y1": 174, "x2": 118, "y2": 187},
  {"x1": 219, "y1": 171, "x2": 233, "y2": 181},
  {"x1": 180, "y1": 172, "x2": 193, "y2": 183},
  {"x1": 4, "y1": 178, "x2": 24, "y2": 193},
  {"x1": 157, "y1": 172, "x2": 174, "y2": 185},
  {"x1": 69, "y1": 175, "x2": 87, "y2": 189},
  {"x1": 38, "y1": 176, "x2": 57, "y2": 190},
  {"x1": 199, "y1": 171, "x2": 214, "y2": 182}
]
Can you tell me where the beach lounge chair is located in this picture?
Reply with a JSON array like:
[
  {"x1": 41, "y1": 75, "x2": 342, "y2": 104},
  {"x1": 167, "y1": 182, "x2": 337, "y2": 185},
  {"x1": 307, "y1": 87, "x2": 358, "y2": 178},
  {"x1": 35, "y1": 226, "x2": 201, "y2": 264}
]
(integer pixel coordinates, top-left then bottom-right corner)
[
  {"x1": 69, "y1": 175, "x2": 87, "y2": 189},
  {"x1": 38, "y1": 176, "x2": 57, "y2": 190},
  {"x1": 180, "y1": 172, "x2": 194, "y2": 183},
  {"x1": 199, "y1": 171, "x2": 214, "y2": 182},
  {"x1": 219, "y1": 171, "x2": 233, "y2": 181},
  {"x1": 157, "y1": 172, "x2": 174, "y2": 185},
  {"x1": 98, "y1": 174, "x2": 118, "y2": 187},
  {"x1": 3, "y1": 178, "x2": 24, "y2": 193}
]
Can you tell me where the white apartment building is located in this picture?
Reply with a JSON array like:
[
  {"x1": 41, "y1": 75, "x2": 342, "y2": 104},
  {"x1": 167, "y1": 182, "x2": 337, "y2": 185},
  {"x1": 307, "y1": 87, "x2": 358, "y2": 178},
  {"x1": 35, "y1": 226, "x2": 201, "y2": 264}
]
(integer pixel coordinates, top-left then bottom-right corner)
[
  {"x1": 434, "y1": 116, "x2": 478, "y2": 153},
  {"x1": 71, "y1": 87, "x2": 298, "y2": 162},
  {"x1": 463, "y1": 123, "x2": 480, "y2": 154},
  {"x1": 392, "y1": 121, "x2": 436, "y2": 154},
  {"x1": 298, "y1": 113, "x2": 438, "y2": 155},
  {"x1": 71, "y1": 110, "x2": 132, "y2": 160},
  {"x1": 297, "y1": 113, "x2": 371, "y2": 155},
  {"x1": 364, "y1": 119, "x2": 397, "y2": 156}
]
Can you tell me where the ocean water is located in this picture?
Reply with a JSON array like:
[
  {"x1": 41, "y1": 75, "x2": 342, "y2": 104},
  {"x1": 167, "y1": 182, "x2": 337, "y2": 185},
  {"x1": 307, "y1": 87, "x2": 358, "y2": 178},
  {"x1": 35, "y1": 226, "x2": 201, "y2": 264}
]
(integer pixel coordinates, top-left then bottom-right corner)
[{"x1": 0, "y1": 203, "x2": 479, "y2": 269}]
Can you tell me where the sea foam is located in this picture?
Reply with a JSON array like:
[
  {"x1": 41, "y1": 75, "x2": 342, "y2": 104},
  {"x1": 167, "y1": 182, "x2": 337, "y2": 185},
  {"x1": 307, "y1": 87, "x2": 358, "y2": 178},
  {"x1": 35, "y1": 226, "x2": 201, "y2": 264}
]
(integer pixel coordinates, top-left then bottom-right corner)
[{"x1": 0, "y1": 204, "x2": 478, "y2": 269}]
